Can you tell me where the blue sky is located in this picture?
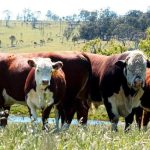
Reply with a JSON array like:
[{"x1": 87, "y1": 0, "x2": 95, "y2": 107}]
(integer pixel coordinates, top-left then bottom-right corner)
[{"x1": 0, "y1": 0, "x2": 150, "y2": 19}]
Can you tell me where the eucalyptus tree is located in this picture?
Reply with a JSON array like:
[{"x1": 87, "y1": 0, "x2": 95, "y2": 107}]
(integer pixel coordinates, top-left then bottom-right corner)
[{"x1": 3, "y1": 10, "x2": 11, "y2": 27}]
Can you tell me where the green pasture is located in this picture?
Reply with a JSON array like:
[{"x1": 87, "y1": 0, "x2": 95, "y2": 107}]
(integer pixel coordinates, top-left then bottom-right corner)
[
  {"x1": 0, "y1": 123, "x2": 150, "y2": 150},
  {"x1": 0, "y1": 21, "x2": 84, "y2": 53}
]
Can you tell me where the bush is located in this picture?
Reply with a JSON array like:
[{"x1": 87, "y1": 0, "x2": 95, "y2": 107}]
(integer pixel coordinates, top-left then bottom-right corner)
[
  {"x1": 82, "y1": 38, "x2": 128, "y2": 55},
  {"x1": 139, "y1": 27, "x2": 150, "y2": 57}
]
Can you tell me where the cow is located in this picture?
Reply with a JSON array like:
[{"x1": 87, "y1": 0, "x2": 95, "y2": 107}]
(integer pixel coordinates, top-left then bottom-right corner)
[
  {"x1": 24, "y1": 57, "x2": 66, "y2": 131},
  {"x1": 82, "y1": 50, "x2": 150, "y2": 131},
  {"x1": 125, "y1": 68, "x2": 150, "y2": 131},
  {"x1": 0, "y1": 52, "x2": 90, "y2": 129}
]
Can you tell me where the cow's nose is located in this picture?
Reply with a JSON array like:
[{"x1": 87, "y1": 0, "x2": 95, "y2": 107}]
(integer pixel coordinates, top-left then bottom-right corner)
[
  {"x1": 42, "y1": 80, "x2": 49, "y2": 85},
  {"x1": 134, "y1": 76, "x2": 143, "y2": 87}
]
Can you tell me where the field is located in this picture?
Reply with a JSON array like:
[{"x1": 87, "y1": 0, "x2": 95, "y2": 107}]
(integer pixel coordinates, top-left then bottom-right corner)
[
  {"x1": 0, "y1": 21, "x2": 84, "y2": 53},
  {"x1": 1, "y1": 123, "x2": 150, "y2": 149},
  {"x1": 0, "y1": 20, "x2": 109, "y2": 121},
  {"x1": 0, "y1": 20, "x2": 149, "y2": 150}
]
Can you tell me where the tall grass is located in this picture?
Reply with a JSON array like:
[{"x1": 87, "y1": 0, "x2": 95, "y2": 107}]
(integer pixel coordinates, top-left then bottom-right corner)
[{"x1": 1, "y1": 123, "x2": 150, "y2": 149}]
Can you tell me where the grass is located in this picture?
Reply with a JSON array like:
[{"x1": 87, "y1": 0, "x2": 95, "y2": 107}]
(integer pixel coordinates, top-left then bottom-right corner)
[
  {"x1": 0, "y1": 20, "x2": 150, "y2": 149},
  {"x1": 10, "y1": 104, "x2": 109, "y2": 121},
  {"x1": 0, "y1": 123, "x2": 150, "y2": 149},
  {"x1": 0, "y1": 21, "x2": 84, "y2": 53}
]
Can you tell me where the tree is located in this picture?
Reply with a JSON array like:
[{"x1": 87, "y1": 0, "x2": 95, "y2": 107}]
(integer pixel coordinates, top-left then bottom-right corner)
[
  {"x1": 88, "y1": 11, "x2": 98, "y2": 22},
  {"x1": 79, "y1": 10, "x2": 90, "y2": 21},
  {"x1": 63, "y1": 27, "x2": 73, "y2": 41},
  {"x1": 98, "y1": 8, "x2": 117, "y2": 40},
  {"x1": 125, "y1": 10, "x2": 143, "y2": 29},
  {"x1": 139, "y1": 28, "x2": 150, "y2": 56},
  {"x1": 46, "y1": 10, "x2": 53, "y2": 20},
  {"x1": 3, "y1": 10, "x2": 11, "y2": 27},
  {"x1": 34, "y1": 11, "x2": 41, "y2": 19},
  {"x1": 9, "y1": 35, "x2": 16, "y2": 47},
  {"x1": 23, "y1": 8, "x2": 33, "y2": 22}
]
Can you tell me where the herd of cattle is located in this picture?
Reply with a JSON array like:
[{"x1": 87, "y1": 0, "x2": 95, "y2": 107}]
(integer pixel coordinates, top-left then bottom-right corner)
[{"x1": 0, "y1": 50, "x2": 150, "y2": 132}]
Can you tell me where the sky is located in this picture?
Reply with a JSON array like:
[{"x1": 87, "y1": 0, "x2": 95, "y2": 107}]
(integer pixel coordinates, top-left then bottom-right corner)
[{"x1": 0, "y1": 0, "x2": 150, "y2": 19}]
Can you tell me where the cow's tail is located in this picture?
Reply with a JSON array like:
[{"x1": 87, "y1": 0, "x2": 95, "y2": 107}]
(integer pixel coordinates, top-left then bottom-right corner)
[{"x1": 81, "y1": 52, "x2": 93, "y2": 99}]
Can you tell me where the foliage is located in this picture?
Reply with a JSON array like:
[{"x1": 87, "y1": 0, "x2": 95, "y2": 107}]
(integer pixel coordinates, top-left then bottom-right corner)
[
  {"x1": 78, "y1": 8, "x2": 149, "y2": 42},
  {"x1": 139, "y1": 27, "x2": 150, "y2": 57},
  {"x1": 82, "y1": 38, "x2": 128, "y2": 55}
]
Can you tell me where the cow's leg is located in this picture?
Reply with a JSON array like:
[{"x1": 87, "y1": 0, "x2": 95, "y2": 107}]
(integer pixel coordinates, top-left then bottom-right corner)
[
  {"x1": 27, "y1": 106, "x2": 38, "y2": 133},
  {"x1": 56, "y1": 104, "x2": 66, "y2": 128},
  {"x1": 135, "y1": 107, "x2": 143, "y2": 129},
  {"x1": 42, "y1": 103, "x2": 53, "y2": 131},
  {"x1": 104, "y1": 98, "x2": 119, "y2": 131},
  {"x1": 0, "y1": 106, "x2": 10, "y2": 127},
  {"x1": 76, "y1": 99, "x2": 90, "y2": 126},
  {"x1": 142, "y1": 110, "x2": 150, "y2": 131},
  {"x1": 26, "y1": 98, "x2": 37, "y2": 121},
  {"x1": 54, "y1": 107, "x2": 60, "y2": 131},
  {"x1": 0, "y1": 92, "x2": 9, "y2": 127},
  {"x1": 125, "y1": 109, "x2": 135, "y2": 131},
  {"x1": 61, "y1": 106, "x2": 76, "y2": 130}
]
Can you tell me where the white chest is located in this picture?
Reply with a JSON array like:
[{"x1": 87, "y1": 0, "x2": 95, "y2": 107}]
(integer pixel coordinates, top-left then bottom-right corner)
[
  {"x1": 108, "y1": 86, "x2": 144, "y2": 117},
  {"x1": 27, "y1": 88, "x2": 54, "y2": 109}
]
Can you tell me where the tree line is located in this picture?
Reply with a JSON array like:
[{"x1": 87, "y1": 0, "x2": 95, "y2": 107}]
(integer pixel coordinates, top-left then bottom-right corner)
[
  {"x1": 78, "y1": 8, "x2": 150, "y2": 42},
  {"x1": 2, "y1": 8, "x2": 150, "y2": 43}
]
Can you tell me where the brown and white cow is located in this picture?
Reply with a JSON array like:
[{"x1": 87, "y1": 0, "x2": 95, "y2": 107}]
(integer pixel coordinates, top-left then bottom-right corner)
[
  {"x1": 125, "y1": 68, "x2": 150, "y2": 131},
  {"x1": 24, "y1": 58, "x2": 66, "y2": 130},
  {"x1": 83, "y1": 50, "x2": 150, "y2": 131},
  {"x1": 0, "y1": 52, "x2": 90, "y2": 129}
]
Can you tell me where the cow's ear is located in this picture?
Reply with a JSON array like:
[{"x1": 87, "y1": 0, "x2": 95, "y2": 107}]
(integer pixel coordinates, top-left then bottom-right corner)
[
  {"x1": 115, "y1": 60, "x2": 126, "y2": 69},
  {"x1": 147, "y1": 60, "x2": 150, "y2": 68},
  {"x1": 52, "y1": 61, "x2": 63, "y2": 70},
  {"x1": 28, "y1": 59, "x2": 36, "y2": 67}
]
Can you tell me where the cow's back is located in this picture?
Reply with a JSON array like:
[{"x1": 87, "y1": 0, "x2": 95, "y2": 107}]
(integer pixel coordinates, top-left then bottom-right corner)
[
  {"x1": 82, "y1": 52, "x2": 128, "y2": 101},
  {"x1": 24, "y1": 51, "x2": 91, "y2": 103},
  {"x1": 0, "y1": 51, "x2": 90, "y2": 106}
]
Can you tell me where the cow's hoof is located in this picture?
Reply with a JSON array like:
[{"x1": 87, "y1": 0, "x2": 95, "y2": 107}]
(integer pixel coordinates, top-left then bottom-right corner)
[
  {"x1": 0, "y1": 117, "x2": 8, "y2": 127},
  {"x1": 42, "y1": 124, "x2": 49, "y2": 132}
]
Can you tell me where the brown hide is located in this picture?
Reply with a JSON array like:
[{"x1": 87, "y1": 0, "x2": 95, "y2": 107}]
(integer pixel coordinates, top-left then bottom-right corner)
[{"x1": 0, "y1": 52, "x2": 90, "y2": 126}]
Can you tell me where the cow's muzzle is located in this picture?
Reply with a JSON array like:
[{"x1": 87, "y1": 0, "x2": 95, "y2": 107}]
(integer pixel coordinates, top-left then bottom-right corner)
[
  {"x1": 42, "y1": 80, "x2": 49, "y2": 85},
  {"x1": 133, "y1": 76, "x2": 143, "y2": 89}
]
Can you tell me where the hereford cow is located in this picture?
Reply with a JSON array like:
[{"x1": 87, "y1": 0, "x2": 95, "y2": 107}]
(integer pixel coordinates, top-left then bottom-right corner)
[
  {"x1": 125, "y1": 68, "x2": 150, "y2": 131},
  {"x1": 83, "y1": 50, "x2": 150, "y2": 131},
  {"x1": 0, "y1": 52, "x2": 90, "y2": 129},
  {"x1": 24, "y1": 58, "x2": 66, "y2": 130}
]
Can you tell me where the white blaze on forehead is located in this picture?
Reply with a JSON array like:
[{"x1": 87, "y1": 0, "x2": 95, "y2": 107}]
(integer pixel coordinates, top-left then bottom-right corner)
[
  {"x1": 125, "y1": 50, "x2": 147, "y2": 87},
  {"x1": 35, "y1": 58, "x2": 53, "y2": 68},
  {"x1": 34, "y1": 58, "x2": 53, "y2": 86},
  {"x1": 127, "y1": 50, "x2": 147, "y2": 71}
]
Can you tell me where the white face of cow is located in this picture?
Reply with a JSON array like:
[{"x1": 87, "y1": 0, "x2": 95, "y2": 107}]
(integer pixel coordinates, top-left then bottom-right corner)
[
  {"x1": 124, "y1": 51, "x2": 147, "y2": 90},
  {"x1": 28, "y1": 58, "x2": 63, "y2": 89}
]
